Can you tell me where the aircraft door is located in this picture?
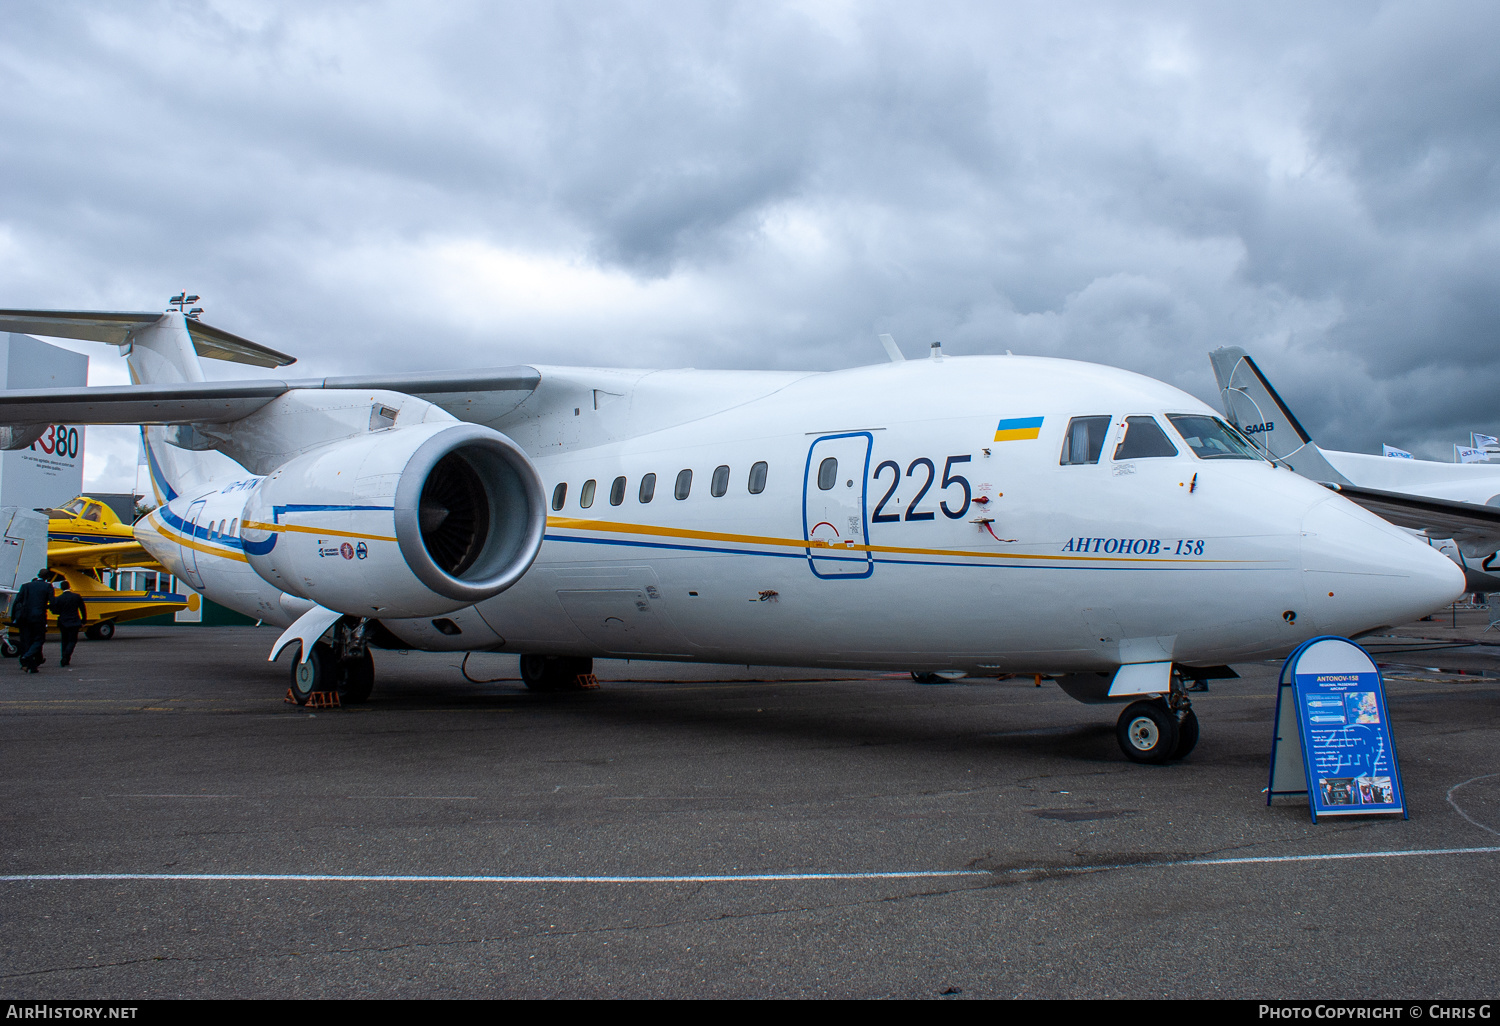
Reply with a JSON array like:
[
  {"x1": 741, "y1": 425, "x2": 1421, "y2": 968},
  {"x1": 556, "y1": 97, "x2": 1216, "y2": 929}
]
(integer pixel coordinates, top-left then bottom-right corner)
[
  {"x1": 803, "y1": 433, "x2": 873, "y2": 579},
  {"x1": 180, "y1": 499, "x2": 206, "y2": 591}
]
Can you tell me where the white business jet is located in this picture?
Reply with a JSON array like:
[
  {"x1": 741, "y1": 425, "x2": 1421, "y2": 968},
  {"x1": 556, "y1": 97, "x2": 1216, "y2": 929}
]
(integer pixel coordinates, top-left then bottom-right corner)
[
  {"x1": 1210, "y1": 347, "x2": 1500, "y2": 594},
  {"x1": 0, "y1": 306, "x2": 1464, "y2": 763}
]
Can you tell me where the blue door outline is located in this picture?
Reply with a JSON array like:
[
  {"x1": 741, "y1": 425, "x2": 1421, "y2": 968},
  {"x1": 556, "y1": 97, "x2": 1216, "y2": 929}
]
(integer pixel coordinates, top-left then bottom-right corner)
[
  {"x1": 180, "y1": 499, "x2": 206, "y2": 591},
  {"x1": 802, "y1": 432, "x2": 874, "y2": 579}
]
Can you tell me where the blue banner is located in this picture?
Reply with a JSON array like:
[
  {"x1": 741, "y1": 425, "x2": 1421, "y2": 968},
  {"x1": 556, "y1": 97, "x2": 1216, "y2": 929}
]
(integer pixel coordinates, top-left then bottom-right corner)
[{"x1": 1269, "y1": 636, "x2": 1406, "y2": 822}]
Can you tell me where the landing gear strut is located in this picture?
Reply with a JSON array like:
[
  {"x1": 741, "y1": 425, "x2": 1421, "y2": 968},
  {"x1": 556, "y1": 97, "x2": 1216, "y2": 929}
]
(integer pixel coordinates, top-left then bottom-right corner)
[
  {"x1": 1115, "y1": 673, "x2": 1198, "y2": 764},
  {"x1": 520, "y1": 654, "x2": 594, "y2": 692},
  {"x1": 331, "y1": 619, "x2": 374, "y2": 703},
  {"x1": 287, "y1": 618, "x2": 376, "y2": 706}
]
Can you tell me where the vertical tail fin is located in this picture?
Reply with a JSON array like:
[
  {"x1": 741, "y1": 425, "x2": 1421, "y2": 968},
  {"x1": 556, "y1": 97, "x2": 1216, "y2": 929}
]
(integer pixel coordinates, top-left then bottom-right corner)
[
  {"x1": 1209, "y1": 346, "x2": 1350, "y2": 485},
  {"x1": 129, "y1": 313, "x2": 250, "y2": 500}
]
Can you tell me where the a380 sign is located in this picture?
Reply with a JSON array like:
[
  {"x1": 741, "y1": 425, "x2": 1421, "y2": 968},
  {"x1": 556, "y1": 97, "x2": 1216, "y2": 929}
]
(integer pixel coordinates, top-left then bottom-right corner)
[{"x1": 31, "y1": 424, "x2": 80, "y2": 459}]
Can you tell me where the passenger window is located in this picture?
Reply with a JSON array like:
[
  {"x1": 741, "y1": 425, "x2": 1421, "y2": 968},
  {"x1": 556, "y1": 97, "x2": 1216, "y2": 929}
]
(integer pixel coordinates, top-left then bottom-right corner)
[
  {"x1": 674, "y1": 469, "x2": 692, "y2": 500},
  {"x1": 1113, "y1": 416, "x2": 1179, "y2": 460},
  {"x1": 580, "y1": 479, "x2": 597, "y2": 508},
  {"x1": 639, "y1": 473, "x2": 656, "y2": 503},
  {"x1": 218, "y1": 519, "x2": 226, "y2": 536},
  {"x1": 1060, "y1": 416, "x2": 1112, "y2": 465},
  {"x1": 552, "y1": 483, "x2": 567, "y2": 510},
  {"x1": 610, "y1": 476, "x2": 626, "y2": 506},
  {"x1": 817, "y1": 457, "x2": 838, "y2": 490},
  {"x1": 711, "y1": 465, "x2": 730, "y2": 497},
  {"x1": 230, "y1": 518, "x2": 238, "y2": 536},
  {"x1": 748, "y1": 461, "x2": 768, "y2": 494}
]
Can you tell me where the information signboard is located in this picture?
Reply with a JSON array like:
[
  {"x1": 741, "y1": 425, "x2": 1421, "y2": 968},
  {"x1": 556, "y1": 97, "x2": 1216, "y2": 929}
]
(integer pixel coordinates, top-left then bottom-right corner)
[{"x1": 1268, "y1": 636, "x2": 1406, "y2": 823}]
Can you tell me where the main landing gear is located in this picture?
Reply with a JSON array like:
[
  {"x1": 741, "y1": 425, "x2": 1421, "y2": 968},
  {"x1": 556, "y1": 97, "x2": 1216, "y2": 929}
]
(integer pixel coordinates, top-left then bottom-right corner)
[
  {"x1": 1115, "y1": 677, "x2": 1198, "y2": 764},
  {"x1": 288, "y1": 618, "x2": 375, "y2": 706},
  {"x1": 519, "y1": 654, "x2": 595, "y2": 692}
]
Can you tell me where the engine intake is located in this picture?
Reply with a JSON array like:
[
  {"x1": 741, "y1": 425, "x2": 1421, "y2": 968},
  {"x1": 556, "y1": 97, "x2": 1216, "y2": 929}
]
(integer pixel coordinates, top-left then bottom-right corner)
[
  {"x1": 393, "y1": 425, "x2": 545, "y2": 603},
  {"x1": 242, "y1": 423, "x2": 546, "y2": 618}
]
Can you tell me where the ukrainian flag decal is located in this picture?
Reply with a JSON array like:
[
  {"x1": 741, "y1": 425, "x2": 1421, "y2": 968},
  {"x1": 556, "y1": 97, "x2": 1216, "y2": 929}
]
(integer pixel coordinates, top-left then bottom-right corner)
[{"x1": 994, "y1": 416, "x2": 1044, "y2": 442}]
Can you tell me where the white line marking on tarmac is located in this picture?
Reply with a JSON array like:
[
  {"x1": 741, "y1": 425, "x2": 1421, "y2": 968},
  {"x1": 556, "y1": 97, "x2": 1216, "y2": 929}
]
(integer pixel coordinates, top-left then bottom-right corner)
[
  {"x1": 4, "y1": 846, "x2": 1500, "y2": 885},
  {"x1": 0, "y1": 871, "x2": 990, "y2": 884},
  {"x1": 1446, "y1": 774, "x2": 1500, "y2": 838}
]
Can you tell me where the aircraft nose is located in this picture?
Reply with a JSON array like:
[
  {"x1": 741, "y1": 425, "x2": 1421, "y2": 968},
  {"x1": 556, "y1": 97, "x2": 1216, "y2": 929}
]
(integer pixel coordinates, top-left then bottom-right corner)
[{"x1": 1299, "y1": 497, "x2": 1465, "y2": 634}]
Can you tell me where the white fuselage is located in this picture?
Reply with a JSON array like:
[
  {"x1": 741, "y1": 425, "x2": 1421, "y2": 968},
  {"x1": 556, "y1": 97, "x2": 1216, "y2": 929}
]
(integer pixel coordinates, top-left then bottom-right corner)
[{"x1": 134, "y1": 355, "x2": 1463, "y2": 674}]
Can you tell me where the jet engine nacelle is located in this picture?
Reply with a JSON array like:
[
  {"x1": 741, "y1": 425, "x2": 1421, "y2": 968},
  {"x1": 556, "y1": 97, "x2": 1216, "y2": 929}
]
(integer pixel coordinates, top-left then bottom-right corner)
[{"x1": 241, "y1": 423, "x2": 546, "y2": 618}]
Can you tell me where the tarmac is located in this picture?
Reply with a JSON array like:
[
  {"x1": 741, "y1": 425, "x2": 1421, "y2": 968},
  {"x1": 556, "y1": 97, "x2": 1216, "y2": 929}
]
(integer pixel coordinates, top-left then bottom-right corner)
[{"x1": 3, "y1": 609, "x2": 1500, "y2": 999}]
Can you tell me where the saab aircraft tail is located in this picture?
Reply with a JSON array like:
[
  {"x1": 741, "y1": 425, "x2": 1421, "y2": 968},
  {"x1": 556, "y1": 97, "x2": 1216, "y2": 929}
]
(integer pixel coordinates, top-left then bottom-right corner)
[{"x1": 1208, "y1": 347, "x2": 1350, "y2": 485}]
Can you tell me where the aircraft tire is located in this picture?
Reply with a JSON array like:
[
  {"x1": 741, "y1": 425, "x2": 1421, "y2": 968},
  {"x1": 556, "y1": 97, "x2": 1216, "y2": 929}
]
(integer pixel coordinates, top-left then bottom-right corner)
[
  {"x1": 1116, "y1": 700, "x2": 1179, "y2": 764},
  {"x1": 520, "y1": 654, "x2": 594, "y2": 692},
  {"x1": 1172, "y1": 709, "x2": 1200, "y2": 761},
  {"x1": 339, "y1": 651, "x2": 375, "y2": 703},
  {"x1": 94, "y1": 621, "x2": 115, "y2": 641},
  {"x1": 0, "y1": 636, "x2": 15, "y2": 658},
  {"x1": 289, "y1": 642, "x2": 337, "y2": 706}
]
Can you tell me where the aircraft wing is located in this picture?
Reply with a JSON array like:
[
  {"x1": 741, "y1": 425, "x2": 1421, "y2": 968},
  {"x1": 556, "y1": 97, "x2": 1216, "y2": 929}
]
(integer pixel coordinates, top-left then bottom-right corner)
[
  {"x1": 0, "y1": 369, "x2": 541, "y2": 426},
  {"x1": 48, "y1": 540, "x2": 166, "y2": 572},
  {"x1": 0, "y1": 309, "x2": 296, "y2": 368},
  {"x1": 1324, "y1": 482, "x2": 1500, "y2": 555}
]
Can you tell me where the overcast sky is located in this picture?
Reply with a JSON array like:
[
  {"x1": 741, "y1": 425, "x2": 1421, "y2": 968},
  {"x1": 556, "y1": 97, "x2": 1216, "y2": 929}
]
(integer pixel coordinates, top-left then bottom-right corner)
[{"x1": 2, "y1": 1, "x2": 1498, "y2": 490}]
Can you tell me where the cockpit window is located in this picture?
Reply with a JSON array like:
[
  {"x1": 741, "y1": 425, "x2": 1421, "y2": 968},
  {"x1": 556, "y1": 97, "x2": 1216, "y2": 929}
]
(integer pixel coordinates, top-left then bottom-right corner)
[
  {"x1": 84, "y1": 504, "x2": 102, "y2": 522},
  {"x1": 62, "y1": 498, "x2": 85, "y2": 514},
  {"x1": 1059, "y1": 416, "x2": 1112, "y2": 465},
  {"x1": 1113, "y1": 416, "x2": 1179, "y2": 460},
  {"x1": 1167, "y1": 414, "x2": 1265, "y2": 461}
]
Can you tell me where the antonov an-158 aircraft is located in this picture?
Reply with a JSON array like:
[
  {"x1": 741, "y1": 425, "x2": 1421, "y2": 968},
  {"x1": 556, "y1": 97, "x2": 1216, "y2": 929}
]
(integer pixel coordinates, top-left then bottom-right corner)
[{"x1": 0, "y1": 306, "x2": 1465, "y2": 763}]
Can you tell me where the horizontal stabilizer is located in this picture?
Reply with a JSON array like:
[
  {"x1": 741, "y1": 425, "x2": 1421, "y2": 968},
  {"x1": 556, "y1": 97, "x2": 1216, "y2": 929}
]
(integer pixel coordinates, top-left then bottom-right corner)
[
  {"x1": 0, "y1": 309, "x2": 296, "y2": 368},
  {"x1": 0, "y1": 368, "x2": 540, "y2": 426}
]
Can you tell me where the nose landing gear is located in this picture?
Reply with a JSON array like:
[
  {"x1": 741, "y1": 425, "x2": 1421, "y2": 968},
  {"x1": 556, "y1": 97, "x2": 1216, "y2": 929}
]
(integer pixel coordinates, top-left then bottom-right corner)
[{"x1": 1115, "y1": 674, "x2": 1198, "y2": 764}]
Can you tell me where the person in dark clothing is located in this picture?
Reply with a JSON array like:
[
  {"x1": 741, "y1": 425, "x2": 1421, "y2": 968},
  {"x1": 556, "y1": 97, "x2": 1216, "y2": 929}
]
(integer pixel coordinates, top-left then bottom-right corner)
[
  {"x1": 50, "y1": 579, "x2": 86, "y2": 667},
  {"x1": 10, "y1": 571, "x2": 54, "y2": 673}
]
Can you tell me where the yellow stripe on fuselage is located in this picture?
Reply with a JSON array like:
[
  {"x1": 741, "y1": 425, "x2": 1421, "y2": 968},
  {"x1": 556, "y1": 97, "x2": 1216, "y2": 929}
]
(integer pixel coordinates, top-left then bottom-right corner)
[
  {"x1": 147, "y1": 512, "x2": 251, "y2": 565},
  {"x1": 240, "y1": 520, "x2": 396, "y2": 543},
  {"x1": 545, "y1": 516, "x2": 1243, "y2": 565}
]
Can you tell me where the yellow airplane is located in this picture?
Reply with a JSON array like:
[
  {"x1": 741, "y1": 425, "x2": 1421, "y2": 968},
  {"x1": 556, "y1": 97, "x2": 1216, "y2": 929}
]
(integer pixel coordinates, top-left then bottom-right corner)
[{"x1": 1, "y1": 496, "x2": 188, "y2": 651}]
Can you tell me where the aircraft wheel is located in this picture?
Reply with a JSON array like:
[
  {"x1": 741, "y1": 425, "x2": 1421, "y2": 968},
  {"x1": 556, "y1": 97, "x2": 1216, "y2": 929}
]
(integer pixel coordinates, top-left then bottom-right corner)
[
  {"x1": 1116, "y1": 699, "x2": 1179, "y2": 764},
  {"x1": 1172, "y1": 709, "x2": 1200, "y2": 761},
  {"x1": 520, "y1": 654, "x2": 593, "y2": 692},
  {"x1": 339, "y1": 650, "x2": 375, "y2": 704},
  {"x1": 0, "y1": 636, "x2": 15, "y2": 658},
  {"x1": 289, "y1": 642, "x2": 338, "y2": 706},
  {"x1": 90, "y1": 621, "x2": 115, "y2": 640}
]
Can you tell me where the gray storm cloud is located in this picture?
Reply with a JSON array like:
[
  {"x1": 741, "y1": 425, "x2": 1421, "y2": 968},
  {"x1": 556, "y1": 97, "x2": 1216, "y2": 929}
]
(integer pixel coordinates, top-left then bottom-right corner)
[{"x1": 1, "y1": 0, "x2": 1497, "y2": 481}]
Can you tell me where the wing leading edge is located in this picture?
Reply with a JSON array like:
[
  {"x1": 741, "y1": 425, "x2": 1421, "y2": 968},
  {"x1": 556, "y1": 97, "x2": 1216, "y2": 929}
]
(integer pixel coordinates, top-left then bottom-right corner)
[{"x1": 0, "y1": 369, "x2": 542, "y2": 426}]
